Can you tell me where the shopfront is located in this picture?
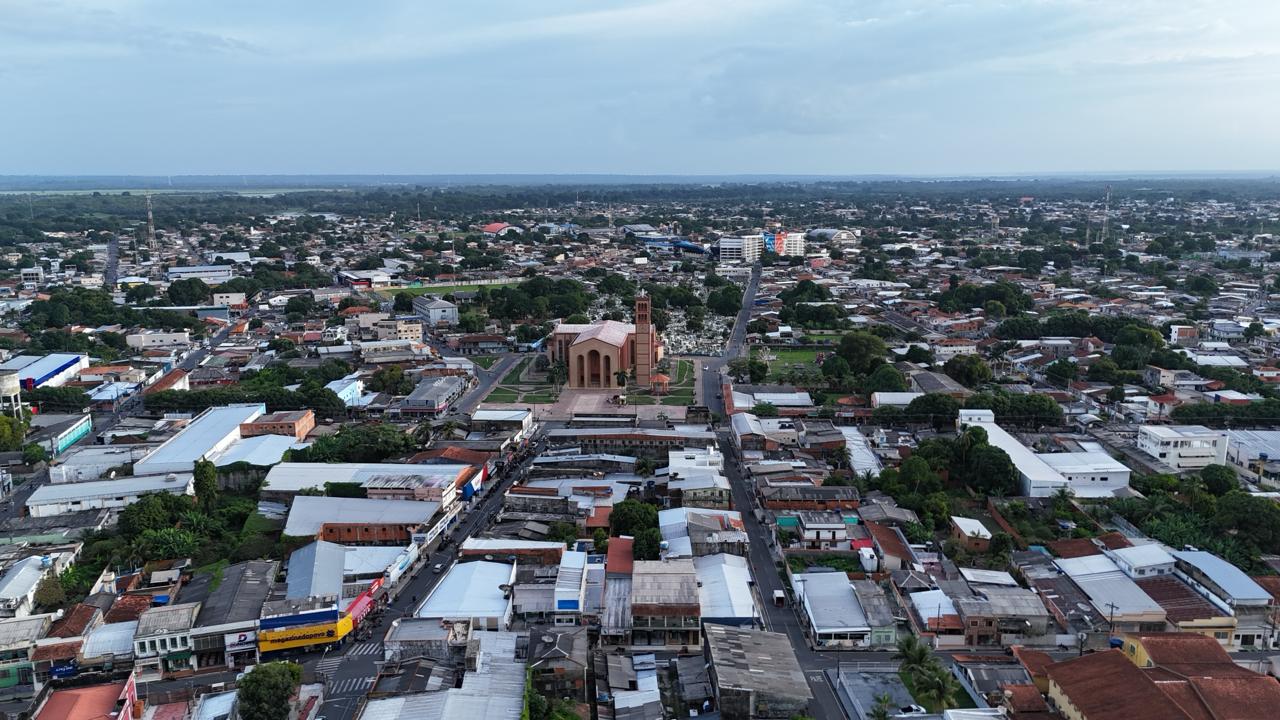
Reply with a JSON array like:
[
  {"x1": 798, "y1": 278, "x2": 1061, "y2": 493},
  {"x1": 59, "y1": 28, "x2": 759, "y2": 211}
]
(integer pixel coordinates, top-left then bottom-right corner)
[{"x1": 258, "y1": 616, "x2": 353, "y2": 655}]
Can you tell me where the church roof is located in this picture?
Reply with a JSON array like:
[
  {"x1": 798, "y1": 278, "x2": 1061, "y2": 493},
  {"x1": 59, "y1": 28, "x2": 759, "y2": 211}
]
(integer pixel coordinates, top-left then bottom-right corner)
[{"x1": 568, "y1": 320, "x2": 635, "y2": 348}]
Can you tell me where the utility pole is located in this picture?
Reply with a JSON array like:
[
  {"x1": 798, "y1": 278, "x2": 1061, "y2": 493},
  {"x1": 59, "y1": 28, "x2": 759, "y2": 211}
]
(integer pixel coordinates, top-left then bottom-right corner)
[
  {"x1": 1100, "y1": 185, "x2": 1112, "y2": 245},
  {"x1": 145, "y1": 193, "x2": 158, "y2": 255}
]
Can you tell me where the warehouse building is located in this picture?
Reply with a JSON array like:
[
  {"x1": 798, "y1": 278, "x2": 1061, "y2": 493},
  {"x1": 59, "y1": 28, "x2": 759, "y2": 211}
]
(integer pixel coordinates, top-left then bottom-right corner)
[
  {"x1": 133, "y1": 404, "x2": 266, "y2": 475},
  {"x1": 0, "y1": 353, "x2": 89, "y2": 390},
  {"x1": 25, "y1": 473, "x2": 195, "y2": 517}
]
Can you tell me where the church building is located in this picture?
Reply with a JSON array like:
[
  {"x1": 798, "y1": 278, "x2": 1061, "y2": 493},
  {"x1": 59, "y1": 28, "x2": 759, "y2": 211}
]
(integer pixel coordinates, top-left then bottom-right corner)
[{"x1": 546, "y1": 296, "x2": 662, "y2": 389}]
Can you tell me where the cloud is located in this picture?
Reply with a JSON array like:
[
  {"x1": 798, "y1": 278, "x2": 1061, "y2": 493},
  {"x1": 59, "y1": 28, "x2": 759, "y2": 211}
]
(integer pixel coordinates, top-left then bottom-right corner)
[{"x1": 0, "y1": 0, "x2": 1278, "y2": 174}]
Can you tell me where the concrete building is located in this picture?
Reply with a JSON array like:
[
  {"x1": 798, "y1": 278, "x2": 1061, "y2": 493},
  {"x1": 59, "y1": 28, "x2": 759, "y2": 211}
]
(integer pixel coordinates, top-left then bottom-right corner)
[
  {"x1": 239, "y1": 409, "x2": 315, "y2": 441},
  {"x1": 1170, "y1": 550, "x2": 1274, "y2": 648},
  {"x1": 133, "y1": 403, "x2": 265, "y2": 475},
  {"x1": 411, "y1": 296, "x2": 459, "y2": 326},
  {"x1": 0, "y1": 353, "x2": 89, "y2": 389},
  {"x1": 631, "y1": 559, "x2": 700, "y2": 648},
  {"x1": 400, "y1": 376, "x2": 466, "y2": 416},
  {"x1": 25, "y1": 472, "x2": 195, "y2": 518},
  {"x1": 544, "y1": 296, "x2": 660, "y2": 390},
  {"x1": 793, "y1": 571, "x2": 872, "y2": 649},
  {"x1": 415, "y1": 560, "x2": 516, "y2": 631},
  {"x1": 703, "y1": 624, "x2": 812, "y2": 719},
  {"x1": 324, "y1": 375, "x2": 365, "y2": 407},
  {"x1": 167, "y1": 265, "x2": 234, "y2": 283},
  {"x1": 374, "y1": 318, "x2": 423, "y2": 342},
  {"x1": 1037, "y1": 451, "x2": 1132, "y2": 498},
  {"x1": 1136, "y1": 425, "x2": 1228, "y2": 472},
  {"x1": 717, "y1": 236, "x2": 763, "y2": 263},
  {"x1": 283, "y1": 496, "x2": 446, "y2": 546},
  {"x1": 134, "y1": 602, "x2": 202, "y2": 678},
  {"x1": 125, "y1": 330, "x2": 191, "y2": 349}
]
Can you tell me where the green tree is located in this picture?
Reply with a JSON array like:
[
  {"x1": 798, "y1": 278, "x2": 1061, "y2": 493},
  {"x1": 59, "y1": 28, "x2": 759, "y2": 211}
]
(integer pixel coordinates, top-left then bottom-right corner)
[
  {"x1": 193, "y1": 459, "x2": 219, "y2": 511},
  {"x1": 727, "y1": 357, "x2": 752, "y2": 383},
  {"x1": 968, "y1": 445, "x2": 1019, "y2": 496},
  {"x1": 546, "y1": 522, "x2": 580, "y2": 548},
  {"x1": 1045, "y1": 358, "x2": 1077, "y2": 387},
  {"x1": 592, "y1": 528, "x2": 609, "y2": 553},
  {"x1": 393, "y1": 292, "x2": 414, "y2": 312},
  {"x1": 1200, "y1": 464, "x2": 1237, "y2": 496},
  {"x1": 236, "y1": 661, "x2": 302, "y2": 720},
  {"x1": 138, "y1": 528, "x2": 200, "y2": 558},
  {"x1": 837, "y1": 331, "x2": 888, "y2": 375},
  {"x1": 865, "y1": 364, "x2": 908, "y2": 393},
  {"x1": 943, "y1": 355, "x2": 992, "y2": 388},
  {"x1": 34, "y1": 574, "x2": 66, "y2": 611},
  {"x1": 894, "y1": 635, "x2": 932, "y2": 676},
  {"x1": 904, "y1": 393, "x2": 960, "y2": 430},
  {"x1": 747, "y1": 358, "x2": 769, "y2": 384},
  {"x1": 822, "y1": 355, "x2": 852, "y2": 379},
  {"x1": 166, "y1": 278, "x2": 211, "y2": 305},
  {"x1": 915, "y1": 663, "x2": 962, "y2": 711},
  {"x1": 610, "y1": 500, "x2": 658, "y2": 537},
  {"x1": 125, "y1": 283, "x2": 158, "y2": 303},
  {"x1": 633, "y1": 527, "x2": 663, "y2": 561},
  {"x1": 751, "y1": 402, "x2": 779, "y2": 417},
  {"x1": 21, "y1": 443, "x2": 47, "y2": 466}
]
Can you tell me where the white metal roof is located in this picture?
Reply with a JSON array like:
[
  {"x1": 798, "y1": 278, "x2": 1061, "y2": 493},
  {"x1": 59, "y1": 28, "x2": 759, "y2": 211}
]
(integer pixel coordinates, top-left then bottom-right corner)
[
  {"x1": 1055, "y1": 555, "x2": 1165, "y2": 617},
  {"x1": 1171, "y1": 550, "x2": 1272, "y2": 604},
  {"x1": 693, "y1": 554, "x2": 756, "y2": 620},
  {"x1": 1037, "y1": 452, "x2": 1131, "y2": 475},
  {"x1": 416, "y1": 561, "x2": 514, "y2": 621},
  {"x1": 951, "y1": 516, "x2": 992, "y2": 540},
  {"x1": 283, "y1": 496, "x2": 440, "y2": 537},
  {"x1": 81, "y1": 620, "x2": 137, "y2": 659},
  {"x1": 27, "y1": 473, "x2": 194, "y2": 506},
  {"x1": 793, "y1": 572, "x2": 869, "y2": 633},
  {"x1": 134, "y1": 404, "x2": 264, "y2": 473}
]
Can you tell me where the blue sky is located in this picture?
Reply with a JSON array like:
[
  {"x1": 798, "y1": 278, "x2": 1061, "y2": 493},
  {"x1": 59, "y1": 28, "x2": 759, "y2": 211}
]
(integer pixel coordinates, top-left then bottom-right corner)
[{"x1": 2, "y1": 0, "x2": 1278, "y2": 175}]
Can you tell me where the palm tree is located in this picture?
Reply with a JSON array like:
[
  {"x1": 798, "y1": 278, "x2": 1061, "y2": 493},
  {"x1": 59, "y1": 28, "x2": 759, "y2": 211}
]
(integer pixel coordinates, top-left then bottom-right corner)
[
  {"x1": 869, "y1": 693, "x2": 893, "y2": 720},
  {"x1": 914, "y1": 663, "x2": 961, "y2": 712},
  {"x1": 614, "y1": 370, "x2": 629, "y2": 389},
  {"x1": 893, "y1": 636, "x2": 932, "y2": 677}
]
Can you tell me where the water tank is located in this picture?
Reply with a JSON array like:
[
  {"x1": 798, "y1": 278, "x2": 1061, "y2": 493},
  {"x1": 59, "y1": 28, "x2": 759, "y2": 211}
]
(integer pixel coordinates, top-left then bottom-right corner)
[
  {"x1": 0, "y1": 372, "x2": 19, "y2": 398},
  {"x1": 858, "y1": 547, "x2": 879, "y2": 573}
]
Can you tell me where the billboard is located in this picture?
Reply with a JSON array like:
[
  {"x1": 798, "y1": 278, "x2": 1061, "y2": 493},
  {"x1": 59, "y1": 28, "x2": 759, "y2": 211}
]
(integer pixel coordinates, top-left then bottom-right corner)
[
  {"x1": 225, "y1": 630, "x2": 257, "y2": 653},
  {"x1": 258, "y1": 616, "x2": 352, "y2": 653}
]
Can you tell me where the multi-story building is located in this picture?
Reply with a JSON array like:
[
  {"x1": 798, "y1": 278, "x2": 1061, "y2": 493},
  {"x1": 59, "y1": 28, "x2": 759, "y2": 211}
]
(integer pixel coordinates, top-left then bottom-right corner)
[
  {"x1": 411, "y1": 296, "x2": 459, "y2": 326},
  {"x1": 239, "y1": 409, "x2": 315, "y2": 441},
  {"x1": 374, "y1": 318, "x2": 423, "y2": 342},
  {"x1": 1136, "y1": 425, "x2": 1228, "y2": 471},
  {"x1": 133, "y1": 603, "x2": 201, "y2": 679},
  {"x1": 125, "y1": 331, "x2": 191, "y2": 349},
  {"x1": 716, "y1": 236, "x2": 763, "y2": 263},
  {"x1": 630, "y1": 560, "x2": 700, "y2": 648}
]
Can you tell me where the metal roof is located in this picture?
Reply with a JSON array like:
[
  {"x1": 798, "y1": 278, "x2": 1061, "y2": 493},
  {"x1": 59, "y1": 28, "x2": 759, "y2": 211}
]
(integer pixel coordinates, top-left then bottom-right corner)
[
  {"x1": 134, "y1": 404, "x2": 264, "y2": 474},
  {"x1": 1171, "y1": 550, "x2": 1272, "y2": 604},
  {"x1": 286, "y1": 541, "x2": 345, "y2": 600},
  {"x1": 416, "y1": 561, "x2": 513, "y2": 621},
  {"x1": 693, "y1": 554, "x2": 756, "y2": 620},
  {"x1": 1055, "y1": 555, "x2": 1166, "y2": 618},
  {"x1": 81, "y1": 620, "x2": 138, "y2": 659},
  {"x1": 794, "y1": 571, "x2": 869, "y2": 633},
  {"x1": 283, "y1": 496, "x2": 439, "y2": 537},
  {"x1": 27, "y1": 473, "x2": 194, "y2": 506}
]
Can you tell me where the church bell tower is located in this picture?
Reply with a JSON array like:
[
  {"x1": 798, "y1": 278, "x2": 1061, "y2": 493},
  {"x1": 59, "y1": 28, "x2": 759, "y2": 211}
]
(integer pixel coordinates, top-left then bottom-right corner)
[{"x1": 635, "y1": 294, "x2": 653, "y2": 386}]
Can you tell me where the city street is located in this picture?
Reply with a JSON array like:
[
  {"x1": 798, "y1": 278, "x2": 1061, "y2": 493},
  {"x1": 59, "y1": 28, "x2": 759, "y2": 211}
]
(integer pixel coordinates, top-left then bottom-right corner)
[
  {"x1": 702, "y1": 265, "x2": 760, "y2": 414},
  {"x1": 308, "y1": 435, "x2": 535, "y2": 720}
]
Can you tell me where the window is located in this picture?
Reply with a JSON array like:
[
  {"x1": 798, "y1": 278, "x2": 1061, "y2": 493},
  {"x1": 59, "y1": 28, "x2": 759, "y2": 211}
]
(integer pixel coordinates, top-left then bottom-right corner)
[{"x1": 1214, "y1": 632, "x2": 1228, "y2": 639}]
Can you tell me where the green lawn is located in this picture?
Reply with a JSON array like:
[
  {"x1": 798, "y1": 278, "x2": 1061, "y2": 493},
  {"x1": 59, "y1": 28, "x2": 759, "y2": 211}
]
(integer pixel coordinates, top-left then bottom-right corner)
[
  {"x1": 660, "y1": 395, "x2": 694, "y2": 406},
  {"x1": 520, "y1": 392, "x2": 556, "y2": 403},
  {"x1": 502, "y1": 358, "x2": 531, "y2": 385},
  {"x1": 471, "y1": 355, "x2": 501, "y2": 369},
  {"x1": 484, "y1": 389, "x2": 519, "y2": 403}
]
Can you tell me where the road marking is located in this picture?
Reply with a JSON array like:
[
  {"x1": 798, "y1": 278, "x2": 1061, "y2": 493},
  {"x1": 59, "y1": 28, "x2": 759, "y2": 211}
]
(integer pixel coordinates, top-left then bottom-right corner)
[
  {"x1": 315, "y1": 656, "x2": 344, "y2": 674},
  {"x1": 347, "y1": 642, "x2": 383, "y2": 656},
  {"x1": 330, "y1": 675, "x2": 374, "y2": 696}
]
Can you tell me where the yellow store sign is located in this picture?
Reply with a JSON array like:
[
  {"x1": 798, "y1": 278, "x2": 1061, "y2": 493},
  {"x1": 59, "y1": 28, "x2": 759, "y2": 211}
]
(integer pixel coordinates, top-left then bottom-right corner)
[{"x1": 258, "y1": 616, "x2": 352, "y2": 652}]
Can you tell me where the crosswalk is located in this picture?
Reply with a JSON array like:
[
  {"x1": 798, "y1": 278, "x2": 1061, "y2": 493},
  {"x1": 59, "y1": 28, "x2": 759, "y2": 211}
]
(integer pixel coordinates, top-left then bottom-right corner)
[
  {"x1": 329, "y1": 675, "x2": 374, "y2": 696},
  {"x1": 315, "y1": 655, "x2": 344, "y2": 676},
  {"x1": 347, "y1": 642, "x2": 383, "y2": 657}
]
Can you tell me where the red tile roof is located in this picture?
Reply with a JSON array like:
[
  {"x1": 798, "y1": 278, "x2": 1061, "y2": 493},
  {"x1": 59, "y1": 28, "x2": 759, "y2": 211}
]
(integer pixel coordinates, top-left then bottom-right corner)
[
  {"x1": 104, "y1": 594, "x2": 152, "y2": 623},
  {"x1": 48, "y1": 603, "x2": 99, "y2": 638},
  {"x1": 606, "y1": 537, "x2": 634, "y2": 575},
  {"x1": 586, "y1": 506, "x2": 612, "y2": 529},
  {"x1": 35, "y1": 682, "x2": 125, "y2": 720},
  {"x1": 32, "y1": 640, "x2": 81, "y2": 662}
]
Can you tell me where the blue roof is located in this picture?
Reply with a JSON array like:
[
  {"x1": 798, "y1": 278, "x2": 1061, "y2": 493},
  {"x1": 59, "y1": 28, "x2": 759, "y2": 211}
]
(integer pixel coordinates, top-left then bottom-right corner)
[
  {"x1": 286, "y1": 541, "x2": 345, "y2": 600},
  {"x1": 1172, "y1": 550, "x2": 1271, "y2": 602}
]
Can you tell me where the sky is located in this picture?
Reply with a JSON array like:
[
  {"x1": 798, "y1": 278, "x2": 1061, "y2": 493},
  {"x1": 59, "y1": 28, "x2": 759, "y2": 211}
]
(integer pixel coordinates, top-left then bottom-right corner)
[{"x1": 2, "y1": 0, "x2": 1279, "y2": 176}]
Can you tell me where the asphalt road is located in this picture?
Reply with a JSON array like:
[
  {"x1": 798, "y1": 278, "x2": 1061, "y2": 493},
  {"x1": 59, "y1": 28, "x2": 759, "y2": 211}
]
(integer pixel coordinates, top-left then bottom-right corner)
[
  {"x1": 451, "y1": 354, "x2": 521, "y2": 416},
  {"x1": 702, "y1": 265, "x2": 760, "y2": 414}
]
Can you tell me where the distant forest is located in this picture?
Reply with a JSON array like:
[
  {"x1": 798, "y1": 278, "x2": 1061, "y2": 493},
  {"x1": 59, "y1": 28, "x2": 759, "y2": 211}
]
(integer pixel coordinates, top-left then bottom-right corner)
[{"x1": 2, "y1": 177, "x2": 1280, "y2": 245}]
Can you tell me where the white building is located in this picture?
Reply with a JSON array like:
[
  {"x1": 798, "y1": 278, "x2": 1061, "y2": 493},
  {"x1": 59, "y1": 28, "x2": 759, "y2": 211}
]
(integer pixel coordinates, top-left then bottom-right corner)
[
  {"x1": 958, "y1": 410, "x2": 1067, "y2": 497},
  {"x1": 416, "y1": 560, "x2": 517, "y2": 630},
  {"x1": 1106, "y1": 544, "x2": 1176, "y2": 580},
  {"x1": 133, "y1": 403, "x2": 265, "y2": 475},
  {"x1": 717, "y1": 236, "x2": 763, "y2": 263},
  {"x1": 126, "y1": 330, "x2": 192, "y2": 349},
  {"x1": 0, "y1": 353, "x2": 90, "y2": 389},
  {"x1": 412, "y1": 296, "x2": 459, "y2": 326},
  {"x1": 25, "y1": 473, "x2": 195, "y2": 517},
  {"x1": 1136, "y1": 425, "x2": 1228, "y2": 471},
  {"x1": 167, "y1": 265, "x2": 234, "y2": 284},
  {"x1": 1036, "y1": 451, "x2": 1132, "y2": 498}
]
